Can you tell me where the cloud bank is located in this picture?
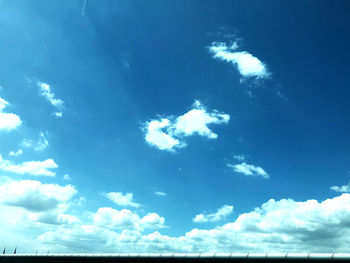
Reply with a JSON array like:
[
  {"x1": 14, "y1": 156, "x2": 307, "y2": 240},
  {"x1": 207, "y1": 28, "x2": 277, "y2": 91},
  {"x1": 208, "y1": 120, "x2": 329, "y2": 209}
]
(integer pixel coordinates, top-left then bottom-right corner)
[{"x1": 30, "y1": 193, "x2": 350, "y2": 253}]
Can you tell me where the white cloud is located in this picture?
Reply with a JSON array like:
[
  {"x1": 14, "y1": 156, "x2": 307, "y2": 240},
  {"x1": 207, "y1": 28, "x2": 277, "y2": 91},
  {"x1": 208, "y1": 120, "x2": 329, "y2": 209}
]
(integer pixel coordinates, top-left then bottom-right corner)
[
  {"x1": 9, "y1": 149, "x2": 23, "y2": 157},
  {"x1": 36, "y1": 132, "x2": 49, "y2": 151},
  {"x1": 172, "y1": 101, "x2": 230, "y2": 139},
  {"x1": 193, "y1": 205, "x2": 233, "y2": 223},
  {"x1": 145, "y1": 119, "x2": 182, "y2": 152},
  {"x1": 35, "y1": 194, "x2": 350, "y2": 253},
  {"x1": 31, "y1": 213, "x2": 81, "y2": 225},
  {"x1": 104, "y1": 192, "x2": 141, "y2": 207},
  {"x1": 22, "y1": 132, "x2": 49, "y2": 151},
  {"x1": 55, "y1": 111, "x2": 63, "y2": 117},
  {"x1": 182, "y1": 194, "x2": 350, "y2": 253},
  {"x1": 139, "y1": 213, "x2": 166, "y2": 230},
  {"x1": 154, "y1": 191, "x2": 167, "y2": 196},
  {"x1": 0, "y1": 179, "x2": 80, "y2": 237},
  {"x1": 0, "y1": 97, "x2": 22, "y2": 131},
  {"x1": 0, "y1": 154, "x2": 58, "y2": 176},
  {"x1": 0, "y1": 97, "x2": 8, "y2": 110},
  {"x1": 330, "y1": 182, "x2": 350, "y2": 193},
  {"x1": 63, "y1": 174, "x2": 71, "y2": 180},
  {"x1": 233, "y1": 154, "x2": 245, "y2": 161},
  {"x1": 0, "y1": 180, "x2": 76, "y2": 212},
  {"x1": 93, "y1": 208, "x2": 165, "y2": 232},
  {"x1": 209, "y1": 42, "x2": 269, "y2": 79},
  {"x1": 228, "y1": 162, "x2": 269, "y2": 179},
  {"x1": 22, "y1": 139, "x2": 33, "y2": 148},
  {"x1": 144, "y1": 101, "x2": 230, "y2": 151},
  {"x1": 93, "y1": 207, "x2": 140, "y2": 230},
  {"x1": 38, "y1": 82, "x2": 64, "y2": 116}
]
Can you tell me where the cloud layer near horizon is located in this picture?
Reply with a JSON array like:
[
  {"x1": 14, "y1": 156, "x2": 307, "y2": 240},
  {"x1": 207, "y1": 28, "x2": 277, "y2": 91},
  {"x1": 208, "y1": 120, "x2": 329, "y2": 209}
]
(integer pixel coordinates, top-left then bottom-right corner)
[{"x1": 19, "y1": 192, "x2": 350, "y2": 253}]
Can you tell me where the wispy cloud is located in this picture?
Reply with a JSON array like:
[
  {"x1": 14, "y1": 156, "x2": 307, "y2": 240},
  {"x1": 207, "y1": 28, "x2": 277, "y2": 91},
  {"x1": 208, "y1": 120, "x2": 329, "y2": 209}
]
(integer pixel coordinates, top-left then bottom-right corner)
[
  {"x1": 193, "y1": 205, "x2": 233, "y2": 223},
  {"x1": 22, "y1": 132, "x2": 49, "y2": 151},
  {"x1": 81, "y1": 0, "x2": 87, "y2": 16},
  {"x1": 0, "y1": 97, "x2": 22, "y2": 131},
  {"x1": 0, "y1": 155, "x2": 58, "y2": 176},
  {"x1": 209, "y1": 42, "x2": 269, "y2": 80},
  {"x1": 330, "y1": 182, "x2": 350, "y2": 193},
  {"x1": 63, "y1": 174, "x2": 71, "y2": 181},
  {"x1": 144, "y1": 100, "x2": 230, "y2": 152},
  {"x1": 227, "y1": 162, "x2": 269, "y2": 179},
  {"x1": 9, "y1": 149, "x2": 23, "y2": 157},
  {"x1": 154, "y1": 191, "x2": 167, "y2": 197},
  {"x1": 37, "y1": 82, "x2": 64, "y2": 117},
  {"x1": 104, "y1": 192, "x2": 141, "y2": 208},
  {"x1": 232, "y1": 154, "x2": 246, "y2": 161}
]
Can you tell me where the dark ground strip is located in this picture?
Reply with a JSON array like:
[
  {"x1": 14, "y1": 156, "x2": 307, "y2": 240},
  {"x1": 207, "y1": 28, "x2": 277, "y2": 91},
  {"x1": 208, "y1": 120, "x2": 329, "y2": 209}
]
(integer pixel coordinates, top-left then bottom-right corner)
[{"x1": 1, "y1": 256, "x2": 350, "y2": 263}]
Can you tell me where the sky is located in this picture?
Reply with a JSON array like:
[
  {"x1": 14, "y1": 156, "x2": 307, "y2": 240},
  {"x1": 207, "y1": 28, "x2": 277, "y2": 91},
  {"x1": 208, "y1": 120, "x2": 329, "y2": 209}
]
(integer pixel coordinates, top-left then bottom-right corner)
[{"x1": 1, "y1": 0, "x2": 350, "y2": 253}]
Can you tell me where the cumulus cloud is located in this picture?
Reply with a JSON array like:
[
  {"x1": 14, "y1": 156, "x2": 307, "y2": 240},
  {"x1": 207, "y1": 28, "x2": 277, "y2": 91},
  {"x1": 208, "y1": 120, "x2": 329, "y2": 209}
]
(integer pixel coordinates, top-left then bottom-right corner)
[
  {"x1": 228, "y1": 162, "x2": 269, "y2": 179},
  {"x1": 184, "y1": 194, "x2": 350, "y2": 252},
  {"x1": 144, "y1": 119, "x2": 182, "y2": 151},
  {"x1": 35, "y1": 194, "x2": 350, "y2": 253},
  {"x1": 38, "y1": 82, "x2": 64, "y2": 117},
  {"x1": 330, "y1": 182, "x2": 350, "y2": 193},
  {"x1": 193, "y1": 205, "x2": 234, "y2": 223},
  {"x1": 154, "y1": 191, "x2": 167, "y2": 196},
  {"x1": 0, "y1": 97, "x2": 22, "y2": 131},
  {"x1": 209, "y1": 42, "x2": 269, "y2": 79},
  {"x1": 104, "y1": 192, "x2": 141, "y2": 207},
  {"x1": 0, "y1": 154, "x2": 58, "y2": 176},
  {"x1": 22, "y1": 131, "x2": 49, "y2": 151},
  {"x1": 172, "y1": 101, "x2": 230, "y2": 139},
  {"x1": 144, "y1": 100, "x2": 230, "y2": 151},
  {"x1": 0, "y1": 179, "x2": 76, "y2": 212},
  {"x1": 0, "y1": 179, "x2": 80, "y2": 228},
  {"x1": 9, "y1": 149, "x2": 23, "y2": 157},
  {"x1": 93, "y1": 207, "x2": 165, "y2": 232}
]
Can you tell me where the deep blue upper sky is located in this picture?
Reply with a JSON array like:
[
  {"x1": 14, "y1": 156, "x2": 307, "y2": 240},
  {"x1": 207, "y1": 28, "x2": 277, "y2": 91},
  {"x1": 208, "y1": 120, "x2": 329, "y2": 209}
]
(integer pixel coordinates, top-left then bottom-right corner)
[{"x1": 1, "y1": 0, "x2": 350, "y2": 253}]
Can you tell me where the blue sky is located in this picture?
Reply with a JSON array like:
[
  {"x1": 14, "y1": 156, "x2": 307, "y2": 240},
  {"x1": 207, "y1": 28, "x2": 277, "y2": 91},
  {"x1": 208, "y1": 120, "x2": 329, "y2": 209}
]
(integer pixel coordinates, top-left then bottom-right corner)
[{"x1": 1, "y1": 0, "x2": 350, "y2": 253}]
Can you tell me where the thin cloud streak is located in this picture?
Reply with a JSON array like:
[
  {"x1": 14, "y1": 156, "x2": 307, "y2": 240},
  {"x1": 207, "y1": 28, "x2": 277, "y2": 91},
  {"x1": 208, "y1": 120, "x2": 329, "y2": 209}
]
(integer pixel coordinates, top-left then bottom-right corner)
[{"x1": 228, "y1": 162, "x2": 269, "y2": 179}]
